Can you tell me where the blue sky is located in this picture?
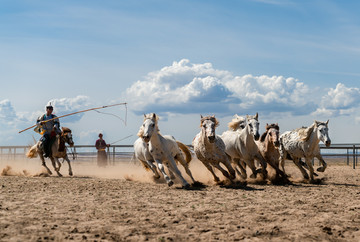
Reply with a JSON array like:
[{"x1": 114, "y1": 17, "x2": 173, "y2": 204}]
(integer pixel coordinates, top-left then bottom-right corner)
[{"x1": 0, "y1": 0, "x2": 359, "y2": 145}]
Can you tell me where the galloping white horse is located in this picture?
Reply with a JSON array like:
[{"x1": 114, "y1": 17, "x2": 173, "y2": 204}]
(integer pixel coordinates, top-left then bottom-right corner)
[
  {"x1": 26, "y1": 127, "x2": 75, "y2": 176},
  {"x1": 279, "y1": 120, "x2": 331, "y2": 182},
  {"x1": 192, "y1": 115, "x2": 236, "y2": 183},
  {"x1": 133, "y1": 137, "x2": 193, "y2": 180},
  {"x1": 221, "y1": 113, "x2": 268, "y2": 179},
  {"x1": 137, "y1": 113, "x2": 196, "y2": 187}
]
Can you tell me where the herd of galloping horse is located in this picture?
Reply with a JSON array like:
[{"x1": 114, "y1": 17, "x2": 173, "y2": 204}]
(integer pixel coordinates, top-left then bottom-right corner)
[
  {"x1": 135, "y1": 113, "x2": 331, "y2": 188},
  {"x1": 25, "y1": 112, "x2": 331, "y2": 187}
]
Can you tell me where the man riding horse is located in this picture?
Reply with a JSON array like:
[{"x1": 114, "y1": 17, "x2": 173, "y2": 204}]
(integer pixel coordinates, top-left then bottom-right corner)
[{"x1": 35, "y1": 103, "x2": 61, "y2": 157}]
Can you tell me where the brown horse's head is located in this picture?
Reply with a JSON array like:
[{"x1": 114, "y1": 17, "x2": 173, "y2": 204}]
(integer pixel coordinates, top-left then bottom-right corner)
[
  {"x1": 260, "y1": 123, "x2": 280, "y2": 147},
  {"x1": 61, "y1": 127, "x2": 74, "y2": 147}
]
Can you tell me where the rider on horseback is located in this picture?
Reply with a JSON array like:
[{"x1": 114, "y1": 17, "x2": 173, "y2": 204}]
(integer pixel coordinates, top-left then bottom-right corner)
[{"x1": 36, "y1": 103, "x2": 61, "y2": 158}]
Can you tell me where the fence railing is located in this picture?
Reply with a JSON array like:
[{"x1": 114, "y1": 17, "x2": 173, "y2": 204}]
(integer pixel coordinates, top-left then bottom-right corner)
[{"x1": 0, "y1": 143, "x2": 359, "y2": 168}]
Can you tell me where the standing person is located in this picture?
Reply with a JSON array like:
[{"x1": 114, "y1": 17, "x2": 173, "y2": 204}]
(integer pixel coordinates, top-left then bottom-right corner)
[
  {"x1": 36, "y1": 103, "x2": 61, "y2": 158},
  {"x1": 95, "y1": 133, "x2": 110, "y2": 167}
]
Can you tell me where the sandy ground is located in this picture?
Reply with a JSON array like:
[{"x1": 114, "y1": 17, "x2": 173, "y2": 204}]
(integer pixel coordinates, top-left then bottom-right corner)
[{"x1": 1, "y1": 157, "x2": 360, "y2": 241}]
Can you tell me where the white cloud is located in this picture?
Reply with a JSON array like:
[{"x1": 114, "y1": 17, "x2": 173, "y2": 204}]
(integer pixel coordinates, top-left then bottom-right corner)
[
  {"x1": 0, "y1": 99, "x2": 18, "y2": 123},
  {"x1": 313, "y1": 83, "x2": 360, "y2": 116},
  {"x1": 125, "y1": 59, "x2": 316, "y2": 116},
  {"x1": 47, "y1": 95, "x2": 91, "y2": 122}
]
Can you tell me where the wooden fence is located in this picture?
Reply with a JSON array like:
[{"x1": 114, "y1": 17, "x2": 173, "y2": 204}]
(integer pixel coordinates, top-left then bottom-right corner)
[{"x1": 0, "y1": 143, "x2": 359, "y2": 168}]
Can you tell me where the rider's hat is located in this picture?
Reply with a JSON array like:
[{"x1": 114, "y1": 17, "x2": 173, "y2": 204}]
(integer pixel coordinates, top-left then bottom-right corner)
[{"x1": 46, "y1": 102, "x2": 53, "y2": 110}]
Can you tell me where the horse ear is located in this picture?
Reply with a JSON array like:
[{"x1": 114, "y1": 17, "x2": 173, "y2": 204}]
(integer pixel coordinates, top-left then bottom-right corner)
[
  {"x1": 255, "y1": 112, "x2": 258, "y2": 120},
  {"x1": 200, "y1": 115, "x2": 203, "y2": 118},
  {"x1": 211, "y1": 115, "x2": 215, "y2": 118},
  {"x1": 314, "y1": 120, "x2": 318, "y2": 127},
  {"x1": 152, "y1": 113, "x2": 156, "y2": 119},
  {"x1": 326, "y1": 119, "x2": 329, "y2": 125},
  {"x1": 143, "y1": 113, "x2": 146, "y2": 118}
]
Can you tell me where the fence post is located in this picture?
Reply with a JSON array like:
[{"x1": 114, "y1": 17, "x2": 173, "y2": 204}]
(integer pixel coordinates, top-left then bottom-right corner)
[
  {"x1": 113, "y1": 146, "x2": 116, "y2": 165},
  {"x1": 347, "y1": 148, "x2": 349, "y2": 165},
  {"x1": 353, "y1": 145, "x2": 356, "y2": 169}
]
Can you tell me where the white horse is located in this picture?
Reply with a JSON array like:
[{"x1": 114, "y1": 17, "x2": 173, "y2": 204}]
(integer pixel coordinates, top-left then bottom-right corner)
[
  {"x1": 279, "y1": 120, "x2": 331, "y2": 182},
  {"x1": 133, "y1": 137, "x2": 193, "y2": 180},
  {"x1": 192, "y1": 115, "x2": 236, "y2": 183},
  {"x1": 221, "y1": 113, "x2": 269, "y2": 179},
  {"x1": 137, "y1": 113, "x2": 196, "y2": 188},
  {"x1": 26, "y1": 127, "x2": 75, "y2": 176}
]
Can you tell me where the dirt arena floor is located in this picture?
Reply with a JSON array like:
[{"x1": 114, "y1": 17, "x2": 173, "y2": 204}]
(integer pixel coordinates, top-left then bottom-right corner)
[{"x1": 1, "y1": 157, "x2": 360, "y2": 241}]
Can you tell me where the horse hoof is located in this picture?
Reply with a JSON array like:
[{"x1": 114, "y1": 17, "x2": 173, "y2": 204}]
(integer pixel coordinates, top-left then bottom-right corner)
[
  {"x1": 154, "y1": 175, "x2": 161, "y2": 179},
  {"x1": 57, "y1": 173, "x2": 63, "y2": 177},
  {"x1": 183, "y1": 184, "x2": 191, "y2": 190},
  {"x1": 317, "y1": 167, "x2": 326, "y2": 172},
  {"x1": 69, "y1": 172, "x2": 73, "y2": 176},
  {"x1": 167, "y1": 180, "x2": 174, "y2": 187}
]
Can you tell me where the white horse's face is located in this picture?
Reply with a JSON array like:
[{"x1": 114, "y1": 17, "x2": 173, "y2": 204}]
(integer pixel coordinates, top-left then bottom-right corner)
[
  {"x1": 141, "y1": 118, "x2": 156, "y2": 143},
  {"x1": 316, "y1": 122, "x2": 331, "y2": 147},
  {"x1": 202, "y1": 119, "x2": 216, "y2": 143},
  {"x1": 247, "y1": 114, "x2": 260, "y2": 141}
]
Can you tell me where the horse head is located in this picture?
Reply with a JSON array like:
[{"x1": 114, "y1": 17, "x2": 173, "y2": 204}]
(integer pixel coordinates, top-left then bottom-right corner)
[
  {"x1": 265, "y1": 123, "x2": 280, "y2": 147},
  {"x1": 200, "y1": 115, "x2": 219, "y2": 143},
  {"x1": 139, "y1": 113, "x2": 159, "y2": 143},
  {"x1": 228, "y1": 114, "x2": 246, "y2": 131},
  {"x1": 246, "y1": 113, "x2": 260, "y2": 141},
  {"x1": 315, "y1": 120, "x2": 331, "y2": 147},
  {"x1": 61, "y1": 127, "x2": 74, "y2": 147}
]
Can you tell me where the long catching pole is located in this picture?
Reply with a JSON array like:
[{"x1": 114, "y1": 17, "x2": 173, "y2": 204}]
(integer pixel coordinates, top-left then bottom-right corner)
[{"x1": 18, "y1": 102, "x2": 127, "y2": 134}]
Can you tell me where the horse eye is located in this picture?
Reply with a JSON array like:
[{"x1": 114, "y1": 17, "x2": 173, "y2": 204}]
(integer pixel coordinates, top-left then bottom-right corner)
[
  {"x1": 151, "y1": 123, "x2": 155, "y2": 127},
  {"x1": 249, "y1": 123, "x2": 253, "y2": 128}
]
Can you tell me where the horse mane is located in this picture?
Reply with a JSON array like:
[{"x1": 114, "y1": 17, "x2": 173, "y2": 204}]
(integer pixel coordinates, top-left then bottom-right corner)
[
  {"x1": 228, "y1": 115, "x2": 245, "y2": 131},
  {"x1": 137, "y1": 113, "x2": 160, "y2": 137},
  {"x1": 260, "y1": 123, "x2": 279, "y2": 142},
  {"x1": 295, "y1": 123, "x2": 315, "y2": 141},
  {"x1": 61, "y1": 127, "x2": 71, "y2": 133},
  {"x1": 200, "y1": 115, "x2": 219, "y2": 128}
]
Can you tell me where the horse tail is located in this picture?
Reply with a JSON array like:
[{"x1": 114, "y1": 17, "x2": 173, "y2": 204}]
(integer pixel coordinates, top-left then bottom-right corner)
[
  {"x1": 176, "y1": 141, "x2": 192, "y2": 164},
  {"x1": 26, "y1": 144, "x2": 38, "y2": 158}
]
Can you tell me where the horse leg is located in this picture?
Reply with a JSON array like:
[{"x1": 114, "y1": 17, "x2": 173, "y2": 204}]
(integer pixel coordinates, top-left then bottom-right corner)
[
  {"x1": 316, "y1": 154, "x2": 327, "y2": 172},
  {"x1": 154, "y1": 159, "x2": 173, "y2": 186},
  {"x1": 244, "y1": 159, "x2": 258, "y2": 179},
  {"x1": 50, "y1": 157, "x2": 62, "y2": 177},
  {"x1": 221, "y1": 157, "x2": 236, "y2": 180},
  {"x1": 304, "y1": 157, "x2": 315, "y2": 181},
  {"x1": 213, "y1": 163, "x2": 232, "y2": 181},
  {"x1": 144, "y1": 160, "x2": 160, "y2": 179},
  {"x1": 165, "y1": 163, "x2": 176, "y2": 180},
  {"x1": 39, "y1": 153, "x2": 52, "y2": 175},
  {"x1": 166, "y1": 156, "x2": 190, "y2": 188},
  {"x1": 254, "y1": 155, "x2": 268, "y2": 180},
  {"x1": 293, "y1": 157, "x2": 309, "y2": 180},
  {"x1": 201, "y1": 161, "x2": 220, "y2": 182},
  {"x1": 234, "y1": 159, "x2": 247, "y2": 179},
  {"x1": 175, "y1": 154, "x2": 196, "y2": 183},
  {"x1": 279, "y1": 154, "x2": 287, "y2": 175},
  {"x1": 64, "y1": 155, "x2": 73, "y2": 176}
]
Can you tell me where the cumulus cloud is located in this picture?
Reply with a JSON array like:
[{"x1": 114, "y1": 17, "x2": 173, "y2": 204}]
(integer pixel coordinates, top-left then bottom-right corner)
[
  {"x1": 47, "y1": 95, "x2": 91, "y2": 122},
  {"x1": 125, "y1": 59, "x2": 316, "y2": 116},
  {"x1": 313, "y1": 83, "x2": 360, "y2": 116},
  {"x1": 0, "y1": 99, "x2": 18, "y2": 123}
]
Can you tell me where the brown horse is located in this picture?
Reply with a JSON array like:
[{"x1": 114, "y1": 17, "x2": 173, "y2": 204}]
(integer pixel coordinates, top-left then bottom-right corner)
[
  {"x1": 256, "y1": 123, "x2": 288, "y2": 182},
  {"x1": 27, "y1": 127, "x2": 75, "y2": 176}
]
